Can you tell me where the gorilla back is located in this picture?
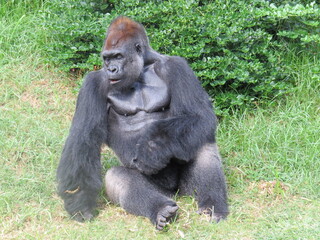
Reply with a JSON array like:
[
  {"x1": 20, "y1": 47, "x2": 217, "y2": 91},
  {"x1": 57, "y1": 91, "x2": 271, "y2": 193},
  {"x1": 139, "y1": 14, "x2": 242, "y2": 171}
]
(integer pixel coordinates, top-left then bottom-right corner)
[{"x1": 57, "y1": 16, "x2": 228, "y2": 230}]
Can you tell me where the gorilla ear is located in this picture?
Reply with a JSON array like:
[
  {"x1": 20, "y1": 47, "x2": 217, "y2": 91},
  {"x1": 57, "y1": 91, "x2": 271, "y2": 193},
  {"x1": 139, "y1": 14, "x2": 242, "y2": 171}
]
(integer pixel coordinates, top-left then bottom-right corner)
[{"x1": 135, "y1": 43, "x2": 142, "y2": 54}]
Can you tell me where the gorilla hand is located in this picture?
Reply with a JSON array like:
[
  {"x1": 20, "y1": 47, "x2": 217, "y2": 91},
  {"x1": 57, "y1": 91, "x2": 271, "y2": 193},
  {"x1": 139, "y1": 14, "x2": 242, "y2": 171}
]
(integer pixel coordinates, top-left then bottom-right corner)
[{"x1": 132, "y1": 137, "x2": 172, "y2": 175}]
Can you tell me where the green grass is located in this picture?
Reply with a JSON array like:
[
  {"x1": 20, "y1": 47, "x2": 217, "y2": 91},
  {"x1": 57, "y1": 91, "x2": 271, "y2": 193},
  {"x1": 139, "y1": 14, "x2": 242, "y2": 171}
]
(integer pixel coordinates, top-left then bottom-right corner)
[
  {"x1": 0, "y1": 0, "x2": 45, "y2": 19},
  {"x1": 1, "y1": 4, "x2": 319, "y2": 240},
  {"x1": 219, "y1": 51, "x2": 320, "y2": 197}
]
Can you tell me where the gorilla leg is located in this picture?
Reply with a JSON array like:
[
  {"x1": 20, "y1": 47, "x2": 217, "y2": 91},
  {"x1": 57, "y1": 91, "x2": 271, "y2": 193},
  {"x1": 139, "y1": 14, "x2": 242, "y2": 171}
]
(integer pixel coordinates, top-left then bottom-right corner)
[
  {"x1": 179, "y1": 143, "x2": 228, "y2": 222},
  {"x1": 105, "y1": 166, "x2": 178, "y2": 230}
]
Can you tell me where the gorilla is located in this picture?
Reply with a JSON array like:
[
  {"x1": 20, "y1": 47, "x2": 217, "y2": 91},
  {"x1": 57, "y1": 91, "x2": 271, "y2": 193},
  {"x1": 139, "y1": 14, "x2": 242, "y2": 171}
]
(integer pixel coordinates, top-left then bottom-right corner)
[{"x1": 57, "y1": 16, "x2": 228, "y2": 230}]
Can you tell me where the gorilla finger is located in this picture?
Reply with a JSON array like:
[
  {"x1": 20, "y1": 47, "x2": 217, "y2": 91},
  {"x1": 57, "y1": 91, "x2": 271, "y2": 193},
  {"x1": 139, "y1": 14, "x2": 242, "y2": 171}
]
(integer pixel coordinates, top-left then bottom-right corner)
[
  {"x1": 212, "y1": 213, "x2": 227, "y2": 223},
  {"x1": 71, "y1": 211, "x2": 94, "y2": 222}
]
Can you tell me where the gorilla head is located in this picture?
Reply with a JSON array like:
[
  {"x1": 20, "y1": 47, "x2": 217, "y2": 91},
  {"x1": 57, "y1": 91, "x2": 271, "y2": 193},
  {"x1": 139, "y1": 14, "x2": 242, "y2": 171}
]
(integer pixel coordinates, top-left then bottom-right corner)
[{"x1": 101, "y1": 16, "x2": 150, "y2": 90}]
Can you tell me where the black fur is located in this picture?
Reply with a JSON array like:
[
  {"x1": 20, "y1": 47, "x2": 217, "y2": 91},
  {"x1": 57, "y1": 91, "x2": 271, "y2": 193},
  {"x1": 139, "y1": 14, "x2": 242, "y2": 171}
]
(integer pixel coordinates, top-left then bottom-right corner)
[{"x1": 57, "y1": 16, "x2": 228, "y2": 228}]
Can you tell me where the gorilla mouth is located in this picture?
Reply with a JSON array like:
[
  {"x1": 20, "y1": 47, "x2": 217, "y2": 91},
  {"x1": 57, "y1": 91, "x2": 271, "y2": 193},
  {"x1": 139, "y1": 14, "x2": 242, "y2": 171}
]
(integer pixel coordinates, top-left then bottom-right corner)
[{"x1": 110, "y1": 79, "x2": 121, "y2": 84}]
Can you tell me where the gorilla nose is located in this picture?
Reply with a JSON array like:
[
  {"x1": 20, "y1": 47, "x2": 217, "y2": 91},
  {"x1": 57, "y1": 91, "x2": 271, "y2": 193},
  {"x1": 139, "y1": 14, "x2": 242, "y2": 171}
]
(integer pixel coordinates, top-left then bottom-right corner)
[
  {"x1": 132, "y1": 158, "x2": 138, "y2": 164},
  {"x1": 107, "y1": 65, "x2": 119, "y2": 73}
]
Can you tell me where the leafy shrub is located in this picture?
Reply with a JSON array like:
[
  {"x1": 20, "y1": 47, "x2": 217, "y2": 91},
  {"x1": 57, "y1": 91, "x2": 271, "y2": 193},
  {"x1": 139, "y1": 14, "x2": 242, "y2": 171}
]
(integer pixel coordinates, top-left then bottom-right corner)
[
  {"x1": 39, "y1": 0, "x2": 107, "y2": 71},
  {"x1": 40, "y1": 0, "x2": 319, "y2": 114}
]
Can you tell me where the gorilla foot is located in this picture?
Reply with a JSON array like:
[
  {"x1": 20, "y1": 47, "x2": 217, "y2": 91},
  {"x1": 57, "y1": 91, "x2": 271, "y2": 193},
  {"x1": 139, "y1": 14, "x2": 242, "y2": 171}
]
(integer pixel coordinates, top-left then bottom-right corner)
[
  {"x1": 197, "y1": 207, "x2": 228, "y2": 223},
  {"x1": 71, "y1": 211, "x2": 94, "y2": 222},
  {"x1": 212, "y1": 212, "x2": 227, "y2": 223},
  {"x1": 156, "y1": 205, "x2": 179, "y2": 230}
]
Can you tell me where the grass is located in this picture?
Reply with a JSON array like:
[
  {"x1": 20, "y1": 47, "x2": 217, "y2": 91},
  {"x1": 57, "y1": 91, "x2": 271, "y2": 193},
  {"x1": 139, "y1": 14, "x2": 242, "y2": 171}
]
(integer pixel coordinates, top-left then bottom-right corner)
[
  {"x1": 0, "y1": 3, "x2": 319, "y2": 239},
  {"x1": 219, "y1": 51, "x2": 320, "y2": 197}
]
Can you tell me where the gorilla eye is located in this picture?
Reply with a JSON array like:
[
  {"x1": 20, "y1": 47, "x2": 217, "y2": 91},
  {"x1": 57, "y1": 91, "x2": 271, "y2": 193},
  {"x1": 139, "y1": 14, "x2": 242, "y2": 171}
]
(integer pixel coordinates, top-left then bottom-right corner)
[
  {"x1": 115, "y1": 54, "x2": 123, "y2": 59},
  {"x1": 135, "y1": 44, "x2": 142, "y2": 54}
]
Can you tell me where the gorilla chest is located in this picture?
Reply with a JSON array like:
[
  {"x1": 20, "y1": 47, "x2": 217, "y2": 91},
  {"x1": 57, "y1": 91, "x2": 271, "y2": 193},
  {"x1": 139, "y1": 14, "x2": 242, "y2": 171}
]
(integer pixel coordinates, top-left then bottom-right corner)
[
  {"x1": 107, "y1": 65, "x2": 170, "y2": 134},
  {"x1": 107, "y1": 66, "x2": 170, "y2": 116}
]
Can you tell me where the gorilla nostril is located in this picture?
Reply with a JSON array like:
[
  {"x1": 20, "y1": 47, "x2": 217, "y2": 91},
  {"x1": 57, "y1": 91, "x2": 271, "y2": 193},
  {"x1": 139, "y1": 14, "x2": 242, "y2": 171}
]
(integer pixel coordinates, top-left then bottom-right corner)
[{"x1": 108, "y1": 66, "x2": 118, "y2": 73}]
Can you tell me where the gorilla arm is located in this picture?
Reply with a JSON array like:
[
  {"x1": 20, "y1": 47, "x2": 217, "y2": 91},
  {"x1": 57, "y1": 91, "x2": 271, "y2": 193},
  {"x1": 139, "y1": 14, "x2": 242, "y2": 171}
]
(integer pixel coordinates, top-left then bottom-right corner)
[
  {"x1": 133, "y1": 57, "x2": 217, "y2": 174},
  {"x1": 57, "y1": 70, "x2": 108, "y2": 221}
]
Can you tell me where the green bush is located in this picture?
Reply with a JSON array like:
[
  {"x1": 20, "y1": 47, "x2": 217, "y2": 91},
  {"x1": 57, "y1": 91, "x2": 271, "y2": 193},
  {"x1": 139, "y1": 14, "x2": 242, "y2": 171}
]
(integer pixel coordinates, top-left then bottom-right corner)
[
  {"x1": 39, "y1": 0, "x2": 106, "y2": 71},
  {"x1": 41, "y1": 0, "x2": 319, "y2": 114}
]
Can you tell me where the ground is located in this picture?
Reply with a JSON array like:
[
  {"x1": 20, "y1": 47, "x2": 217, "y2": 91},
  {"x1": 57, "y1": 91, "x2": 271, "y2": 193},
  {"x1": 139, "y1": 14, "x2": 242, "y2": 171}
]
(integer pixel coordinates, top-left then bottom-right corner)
[{"x1": 0, "y1": 53, "x2": 319, "y2": 239}]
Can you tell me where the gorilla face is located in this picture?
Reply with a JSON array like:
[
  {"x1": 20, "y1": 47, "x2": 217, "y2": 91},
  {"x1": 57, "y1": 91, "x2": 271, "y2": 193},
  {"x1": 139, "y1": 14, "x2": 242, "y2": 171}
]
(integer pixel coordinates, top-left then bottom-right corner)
[{"x1": 102, "y1": 42, "x2": 144, "y2": 90}]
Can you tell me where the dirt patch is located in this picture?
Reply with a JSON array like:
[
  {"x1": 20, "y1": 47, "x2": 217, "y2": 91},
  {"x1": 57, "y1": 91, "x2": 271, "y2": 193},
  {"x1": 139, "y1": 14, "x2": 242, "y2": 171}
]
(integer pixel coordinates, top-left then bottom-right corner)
[
  {"x1": 21, "y1": 91, "x2": 41, "y2": 108},
  {"x1": 249, "y1": 180, "x2": 289, "y2": 196}
]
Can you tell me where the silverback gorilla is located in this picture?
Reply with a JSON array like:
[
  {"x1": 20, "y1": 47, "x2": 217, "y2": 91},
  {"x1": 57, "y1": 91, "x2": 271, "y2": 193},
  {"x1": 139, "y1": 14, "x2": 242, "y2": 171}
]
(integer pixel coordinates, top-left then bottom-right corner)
[{"x1": 57, "y1": 16, "x2": 228, "y2": 230}]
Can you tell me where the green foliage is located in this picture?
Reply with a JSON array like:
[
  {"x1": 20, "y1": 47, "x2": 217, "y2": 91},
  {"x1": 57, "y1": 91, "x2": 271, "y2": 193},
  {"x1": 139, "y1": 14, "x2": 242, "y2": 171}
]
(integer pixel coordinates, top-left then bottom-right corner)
[
  {"x1": 0, "y1": 0, "x2": 45, "y2": 18},
  {"x1": 38, "y1": 0, "x2": 107, "y2": 71},
  {"x1": 0, "y1": 1, "x2": 46, "y2": 65},
  {"x1": 40, "y1": 0, "x2": 320, "y2": 113}
]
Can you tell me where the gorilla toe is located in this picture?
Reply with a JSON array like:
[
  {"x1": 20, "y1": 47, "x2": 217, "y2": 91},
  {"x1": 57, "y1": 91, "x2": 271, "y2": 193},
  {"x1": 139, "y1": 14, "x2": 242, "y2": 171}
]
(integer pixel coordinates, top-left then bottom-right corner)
[
  {"x1": 197, "y1": 207, "x2": 228, "y2": 223},
  {"x1": 156, "y1": 205, "x2": 179, "y2": 230}
]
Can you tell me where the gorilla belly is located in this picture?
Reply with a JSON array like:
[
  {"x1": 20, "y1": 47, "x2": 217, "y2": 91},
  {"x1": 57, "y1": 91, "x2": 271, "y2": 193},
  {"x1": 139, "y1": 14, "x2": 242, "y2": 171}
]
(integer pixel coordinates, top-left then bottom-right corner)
[{"x1": 107, "y1": 109, "x2": 169, "y2": 166}]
